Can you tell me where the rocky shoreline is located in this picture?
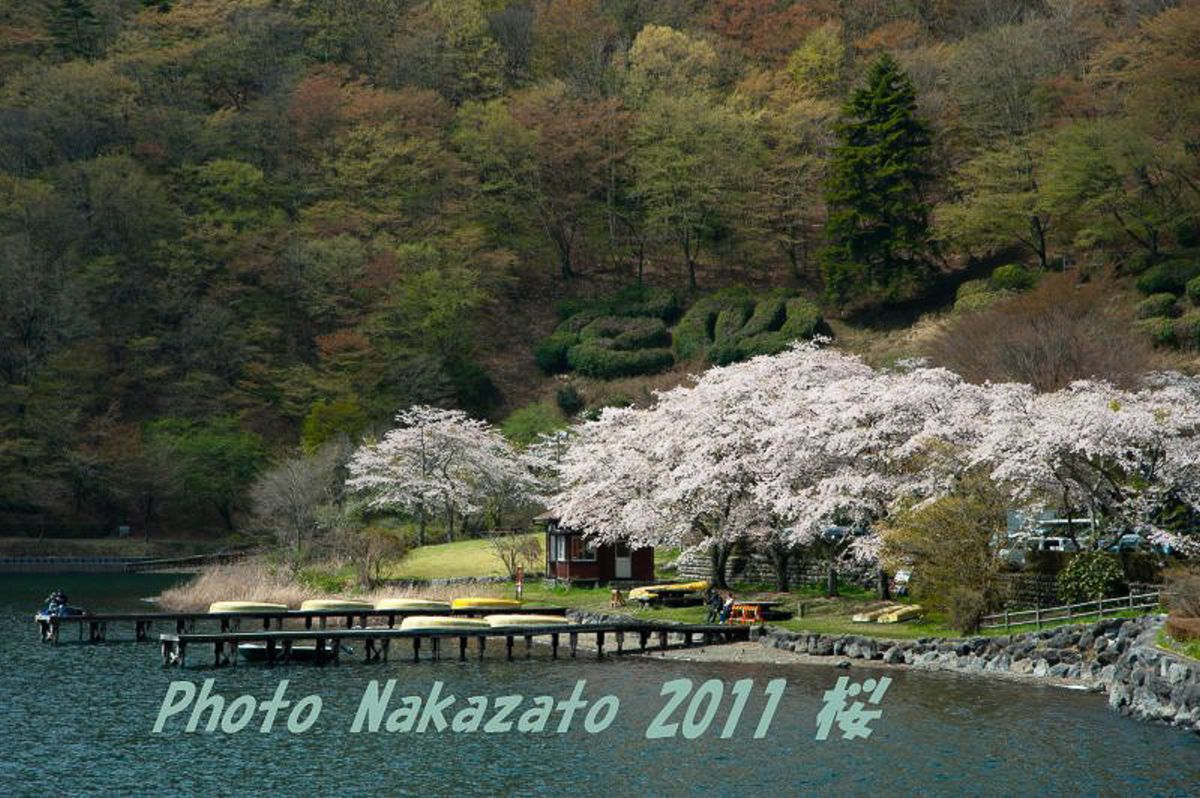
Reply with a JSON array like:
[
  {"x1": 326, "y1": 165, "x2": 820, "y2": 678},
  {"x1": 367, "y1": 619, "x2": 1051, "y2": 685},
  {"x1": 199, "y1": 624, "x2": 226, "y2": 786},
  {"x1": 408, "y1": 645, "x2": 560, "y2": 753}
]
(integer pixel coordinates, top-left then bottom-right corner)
[
  {"x1": 567, "y1": 609, "x2": 1200, "y2": 734},
  {"x1": 755, "y1": 615, "x2": 1199, "y2": 734}
]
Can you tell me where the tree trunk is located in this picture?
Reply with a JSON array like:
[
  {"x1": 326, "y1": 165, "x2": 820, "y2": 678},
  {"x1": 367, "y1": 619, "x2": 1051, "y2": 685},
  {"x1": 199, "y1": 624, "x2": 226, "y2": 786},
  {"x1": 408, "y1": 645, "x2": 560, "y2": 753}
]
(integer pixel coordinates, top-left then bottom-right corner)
[
  {"x1": 710, "y1": 542, "x2": 730, "y2": 589},
  {"x1": 877, "y1": 567, "x2": 890, "y2": 600},
  {"x1": 215, "y1": 501, "x2": 235, "y2": 531},
  {"x1": 826, "y1": 562, "x2": 839, "y2": 598},
  {"x1": 770, "y1": 542, "x2": 791, "y2": 592}
]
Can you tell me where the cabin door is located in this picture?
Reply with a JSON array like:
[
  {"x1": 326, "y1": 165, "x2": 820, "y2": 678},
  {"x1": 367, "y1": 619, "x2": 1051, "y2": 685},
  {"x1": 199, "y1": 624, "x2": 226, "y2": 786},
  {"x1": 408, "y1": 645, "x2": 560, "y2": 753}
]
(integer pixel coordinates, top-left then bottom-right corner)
[{"x1": 614, "y1": 542, "x2": 632, "y2": 579}]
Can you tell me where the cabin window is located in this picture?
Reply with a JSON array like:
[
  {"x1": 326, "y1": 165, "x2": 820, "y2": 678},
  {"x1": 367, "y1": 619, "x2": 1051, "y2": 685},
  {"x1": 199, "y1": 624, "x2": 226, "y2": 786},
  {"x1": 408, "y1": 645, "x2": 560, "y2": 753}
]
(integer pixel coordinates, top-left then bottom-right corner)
[{"x1": 569, "y1": 536, "x2": 596, "y2": 562}]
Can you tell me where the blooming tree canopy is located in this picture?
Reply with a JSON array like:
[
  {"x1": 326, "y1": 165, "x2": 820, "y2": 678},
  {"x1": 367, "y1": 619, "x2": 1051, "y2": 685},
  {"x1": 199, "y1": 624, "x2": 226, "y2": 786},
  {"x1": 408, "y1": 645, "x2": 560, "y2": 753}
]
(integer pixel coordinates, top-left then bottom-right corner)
[
  {"x1": 552, "y1": 342, "x2": 1200, "y2": 566},
  {"x1": 347, "y1": 406, "x2": 540, "y2": 543}
]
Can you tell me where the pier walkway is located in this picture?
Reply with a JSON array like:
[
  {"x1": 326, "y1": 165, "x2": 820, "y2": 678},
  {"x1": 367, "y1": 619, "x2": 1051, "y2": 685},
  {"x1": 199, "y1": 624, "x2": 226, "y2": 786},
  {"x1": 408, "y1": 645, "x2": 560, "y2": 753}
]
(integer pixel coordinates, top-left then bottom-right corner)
[{"x1": 158, "y1": 621, "x2": 751, "y2": 667}]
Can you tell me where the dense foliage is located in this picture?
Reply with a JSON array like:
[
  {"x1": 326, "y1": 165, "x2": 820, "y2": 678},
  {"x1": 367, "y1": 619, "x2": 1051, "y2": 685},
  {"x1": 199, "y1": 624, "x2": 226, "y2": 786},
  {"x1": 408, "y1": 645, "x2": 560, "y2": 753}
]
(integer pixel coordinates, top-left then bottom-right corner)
[{"x1": 2, "y1": 1, "x2": 1197, "y2": 536}]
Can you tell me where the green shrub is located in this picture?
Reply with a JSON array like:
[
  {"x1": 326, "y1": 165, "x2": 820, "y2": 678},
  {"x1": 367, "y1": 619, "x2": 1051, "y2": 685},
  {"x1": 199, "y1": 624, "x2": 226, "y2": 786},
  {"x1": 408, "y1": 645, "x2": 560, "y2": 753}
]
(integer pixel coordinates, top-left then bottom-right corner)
[
  {"x1": 778, "y1": 298, "x2": 823, "y2": 338},
  {"x1": 1136, "y1": 293, "x2": 1179, "y2": 319},
  {"x1": 501, "y1": 402, "x2": 566, "y2": 446},
  {"x1": 566, "y1": 341, "x2": 675, "y2": 378},
  {"x1": 672, "y1": 286, "x2": 756, "y2": 360},
  {"x1": 555, "y1": 310, "x2": 602, "y2": 333},
  {"x1": 1135, "y1": 259, "x2": 1200, "y2": 295},
  {"x1": 955, "y1": 279, "x2": 991, "y2": 300},
  {"x1": 1134, "y1": 316, "x2": 1177, "y2": 347},
  {"x1": 556, "y1": 384, "x2": 584, "y2": 416},
  {"x1": 448, "y1": 359, "x2": 500, "y2": 417},
  {"x1": 673, "y1": 288, "x2": 823, "y2": 365},
  {"x1": 1174, "y1": 312, "x2": 1200, "y2": 349},
  {"x1": 1187, "y1": 276, "x2": 1200, "y2": 306},
  {"x1": 1057, "y1": 551, "x2": 1126, "y2": 604},
  {"x1": 990, "y1": 264, "x2": 1036, "y2": 292},
  {"x1": 534, "y1": 331, "x2": 579, "y2": 373},
  {"x1": 608, "y1": 285, "x2": 680, "y2": 321},
  {"x1": 579, "y1": 316, "x2": 668, "y2": 350}
]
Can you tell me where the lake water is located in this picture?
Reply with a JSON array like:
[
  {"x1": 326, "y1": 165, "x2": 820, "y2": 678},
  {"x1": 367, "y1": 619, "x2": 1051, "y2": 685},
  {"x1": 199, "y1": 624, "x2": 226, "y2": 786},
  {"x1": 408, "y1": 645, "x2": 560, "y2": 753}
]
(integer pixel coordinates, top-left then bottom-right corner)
[{"x1": 1, "y1": 575, "x2": 1197, "y2": 797}]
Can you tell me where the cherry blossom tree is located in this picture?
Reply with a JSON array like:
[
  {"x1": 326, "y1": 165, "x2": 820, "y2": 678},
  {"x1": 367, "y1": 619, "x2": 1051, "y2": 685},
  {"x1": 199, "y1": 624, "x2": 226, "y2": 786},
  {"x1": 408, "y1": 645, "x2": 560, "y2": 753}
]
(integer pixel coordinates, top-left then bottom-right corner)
[
  {"x1": 969, "y1": 376, "x2": 1200, "y2": 556},
  {"x1": 347, "y1": 406, "x2": 540, "y2": 544}
]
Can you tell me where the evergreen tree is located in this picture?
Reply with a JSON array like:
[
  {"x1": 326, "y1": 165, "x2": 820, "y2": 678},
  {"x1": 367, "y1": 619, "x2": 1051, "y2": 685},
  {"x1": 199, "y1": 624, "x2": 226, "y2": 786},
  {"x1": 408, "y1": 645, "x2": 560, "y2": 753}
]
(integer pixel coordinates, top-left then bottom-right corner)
[
  {"x1": 821, "y1": 55, "x2": 935, "y2": 306},
  {"x1": 47, "y1": 0, "x2": 100, "y2": 59}
]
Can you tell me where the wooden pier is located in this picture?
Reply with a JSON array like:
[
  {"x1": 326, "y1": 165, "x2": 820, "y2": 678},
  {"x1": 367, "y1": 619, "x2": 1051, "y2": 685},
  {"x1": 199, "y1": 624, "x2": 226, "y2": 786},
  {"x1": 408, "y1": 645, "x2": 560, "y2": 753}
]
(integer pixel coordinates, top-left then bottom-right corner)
[
  {"x1": 34, "y1": 605, "x2": 568, "y2": 644},
  {"x1": 157, "y1": 622, "x2": 751, "y2": 667}
]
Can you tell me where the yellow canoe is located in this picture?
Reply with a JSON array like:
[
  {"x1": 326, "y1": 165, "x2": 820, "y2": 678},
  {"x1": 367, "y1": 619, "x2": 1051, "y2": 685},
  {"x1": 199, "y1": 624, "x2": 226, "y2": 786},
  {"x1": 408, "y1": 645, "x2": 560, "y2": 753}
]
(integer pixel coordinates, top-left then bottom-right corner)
[
  {"x1": 450, "y1": 597, "x2": 522, "y2": 610},
  {"x1": 374, "y1": 598, "x2": 452, "y2": 611},
  {"x1": 629, "y1": 581, "x2": 709, "y2": 601},
  {"x1": 300, "y1": 599, "x2": 374, "y2": 612},
  {"x1": 399, "y1": 616, "x2": 491, "y2": 631},
  {"x1": 877, "y1": 605, "x2": 923, "y2": 624},
  {"x1": 208, "y1": 601, "x2": 288, "y2": 613},
  {"x1": 483, "y1": 614, "x2": 570, "y2": 627}
]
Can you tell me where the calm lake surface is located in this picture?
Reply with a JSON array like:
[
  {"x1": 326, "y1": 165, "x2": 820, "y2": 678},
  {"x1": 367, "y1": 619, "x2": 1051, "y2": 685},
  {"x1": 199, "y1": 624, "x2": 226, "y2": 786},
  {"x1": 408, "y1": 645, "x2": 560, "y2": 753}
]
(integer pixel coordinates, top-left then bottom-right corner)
[{"x1": 1, "y1": 575, "x2": 1197, "y2": 797}]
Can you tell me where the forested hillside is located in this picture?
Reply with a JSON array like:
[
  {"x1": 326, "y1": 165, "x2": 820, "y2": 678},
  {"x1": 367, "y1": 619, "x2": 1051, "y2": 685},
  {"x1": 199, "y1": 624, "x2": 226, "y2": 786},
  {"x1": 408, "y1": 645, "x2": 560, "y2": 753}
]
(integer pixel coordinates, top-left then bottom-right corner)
[{"x1": 1, "y1": 0, "x2": 1197, "y2": 537}]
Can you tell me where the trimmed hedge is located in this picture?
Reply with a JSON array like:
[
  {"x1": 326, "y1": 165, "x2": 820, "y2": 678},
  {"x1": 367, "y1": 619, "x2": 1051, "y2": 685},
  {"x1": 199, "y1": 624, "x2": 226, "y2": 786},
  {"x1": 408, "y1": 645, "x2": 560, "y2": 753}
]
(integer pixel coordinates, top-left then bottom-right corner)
[
  {"x1": 579, "y1": 316, "x2": 670, "y2": 350},
  {"x1": 990, "y1": 264, "x2": 1037, "y2": 292},
  {"x1": 1187, "y1": 275, "x2": 1200, "y2": 306},
  {"x1": 1134, "y1": 316, "x2": 1177, "y2": 347},
  {"x1": 1135, "y1": 259, "x2": 1200, "y2": 295},
  {"x1": 534, "y1": 331, "x2": 579, "y2": 373},
  {"x1": 1137, "y1": 292, "x2": 1179, "y2": 319},
  {"x1": 673, "y1": 287, "x2": 823, "y2": 365},
  {"x1": 556, "y1": 286, "x2": 680, "y2": 322},
  {"x1": 566, "y1": 340, "x2": 675, "y2": 379}
]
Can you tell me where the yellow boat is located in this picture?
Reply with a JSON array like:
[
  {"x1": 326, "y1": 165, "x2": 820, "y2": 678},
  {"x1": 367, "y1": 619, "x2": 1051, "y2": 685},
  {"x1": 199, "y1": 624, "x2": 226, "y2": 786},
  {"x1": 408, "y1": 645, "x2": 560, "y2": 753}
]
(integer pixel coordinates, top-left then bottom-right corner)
[
  {"x1": 374, "y1": 598, "x2": 451, "y2": 611},
  {"x1": 628, "y1": 580, "x2": 710, "y2": 601},
  {"x1": 399, "y1": 616, "x2": 491, "y2": 631},
  {"x1": 450, "y1": 597, "x2": 522, "y2": 610},
  {"x1": 483, "y1": 614, "x2": 570, "y2": 627},
  {"x1": 299, "y1": 599, "x2": 373, "y2": 612},
  {"x1": 877, "y1": 605, "x2": 923, "y2": 624},
  {"x1": 208, "y1": 601, "x2": 289, "y2": 613}
]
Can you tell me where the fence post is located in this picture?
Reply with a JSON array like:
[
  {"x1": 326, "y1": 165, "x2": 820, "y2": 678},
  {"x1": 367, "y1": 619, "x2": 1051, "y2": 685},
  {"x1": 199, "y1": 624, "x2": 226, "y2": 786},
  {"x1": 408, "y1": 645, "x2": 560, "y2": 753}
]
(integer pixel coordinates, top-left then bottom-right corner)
[
  {"x1": 1034, "y1": 603, "x2": 1041, "y2": 630},
  {"x1": 1096, "y1": 593, "x2": 1103, "y2": 619}
]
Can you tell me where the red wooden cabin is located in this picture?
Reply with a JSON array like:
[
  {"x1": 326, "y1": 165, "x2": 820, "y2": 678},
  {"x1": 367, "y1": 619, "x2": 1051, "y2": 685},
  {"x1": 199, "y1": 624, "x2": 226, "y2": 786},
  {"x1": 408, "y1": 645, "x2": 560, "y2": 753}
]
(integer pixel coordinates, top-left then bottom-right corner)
[{"x1": 537, "y1": 513, "x2": 654, "y2": 585}]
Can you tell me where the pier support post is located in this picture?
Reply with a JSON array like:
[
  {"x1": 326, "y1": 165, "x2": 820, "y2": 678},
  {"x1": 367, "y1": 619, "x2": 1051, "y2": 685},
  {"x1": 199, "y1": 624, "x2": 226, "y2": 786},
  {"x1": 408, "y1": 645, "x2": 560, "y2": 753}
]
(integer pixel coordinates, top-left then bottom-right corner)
[
  {"x1": 459, "y1": 636, "x2": 467, "y2": 662},
  {"x1": 596, "y1": 632, "x2": 605, "y2": 659},
  {"x1": 524, "y1": 634, "x2": 532, "y2": 658},
  {"x1": 639, "y1": 631, "x2": 648, "y2": 651},
  {"x1": 267, "y1": 639, "x2": 277, "y2": 665},
  {"x1": 658, "y1": 630, "x2": 668, "y2": 650},
  {"x1": 315, "y1": 638, "x2": 326, "y2": 665},
  {"x1": 551, "y1": 633, "x2": 559, "y2": 659},
  {"x1": 477, "y1": 636, "x2": 486, "y2": 661},
  {"x1": 569, "y1": 632, "x2": 578, "y2": 658},
  {"x1": 413, "y1": 636, "x2": 421, "y2": 663},
  {"x1": 432, "y1": 637, "x2": 441, "y2": 662},
  {"x1": 505, "y1": 635, "x2": 514, "y2": 661},
  {"x1": 616, "y1": 631, "x2": 624, "y2": 655}
]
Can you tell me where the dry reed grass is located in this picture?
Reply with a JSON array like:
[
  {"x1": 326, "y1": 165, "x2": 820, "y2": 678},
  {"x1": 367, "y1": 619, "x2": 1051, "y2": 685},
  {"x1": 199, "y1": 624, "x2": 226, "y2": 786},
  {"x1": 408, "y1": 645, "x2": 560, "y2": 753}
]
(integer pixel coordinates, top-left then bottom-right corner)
[{"x1": 157, "y1": 559, "x2": 504, "y2": 611}]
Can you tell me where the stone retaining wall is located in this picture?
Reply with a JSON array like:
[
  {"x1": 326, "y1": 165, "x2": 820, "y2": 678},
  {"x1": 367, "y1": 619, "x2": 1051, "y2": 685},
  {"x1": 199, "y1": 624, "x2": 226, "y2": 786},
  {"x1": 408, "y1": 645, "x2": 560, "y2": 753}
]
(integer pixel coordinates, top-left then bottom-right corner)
[
  {"x1": 674, "y1": 548, "x2": 874, "y2": 588},
  {"x1": 756, "y1": 615, "x2": 1199, "y2": 733}
]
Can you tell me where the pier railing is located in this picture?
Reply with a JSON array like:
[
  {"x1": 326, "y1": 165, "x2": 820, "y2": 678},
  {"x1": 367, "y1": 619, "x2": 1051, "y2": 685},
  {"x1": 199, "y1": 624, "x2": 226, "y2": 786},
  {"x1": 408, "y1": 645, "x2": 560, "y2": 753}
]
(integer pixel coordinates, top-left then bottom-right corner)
[{"x1": 979, "y1": 590, "x2": 1161, "y2": 630}]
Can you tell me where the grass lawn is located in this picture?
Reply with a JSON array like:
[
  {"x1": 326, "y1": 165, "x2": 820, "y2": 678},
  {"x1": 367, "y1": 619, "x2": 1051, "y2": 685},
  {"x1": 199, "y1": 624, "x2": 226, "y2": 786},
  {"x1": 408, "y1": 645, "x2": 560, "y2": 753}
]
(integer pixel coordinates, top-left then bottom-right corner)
[
  {"x1": 1158, "y1": 629, "x2": 1200, "y2": 662},
  {"x1": 382, "y1": 534, "x2": 541, "y2": 580}
]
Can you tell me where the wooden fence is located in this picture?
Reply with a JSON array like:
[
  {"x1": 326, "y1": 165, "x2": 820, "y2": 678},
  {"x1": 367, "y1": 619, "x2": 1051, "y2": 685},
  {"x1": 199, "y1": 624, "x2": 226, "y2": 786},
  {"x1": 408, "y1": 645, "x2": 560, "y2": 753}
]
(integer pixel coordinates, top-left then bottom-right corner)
[{"x1": 979, "y1": 590, "x2": 1162, "y2": 630}]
